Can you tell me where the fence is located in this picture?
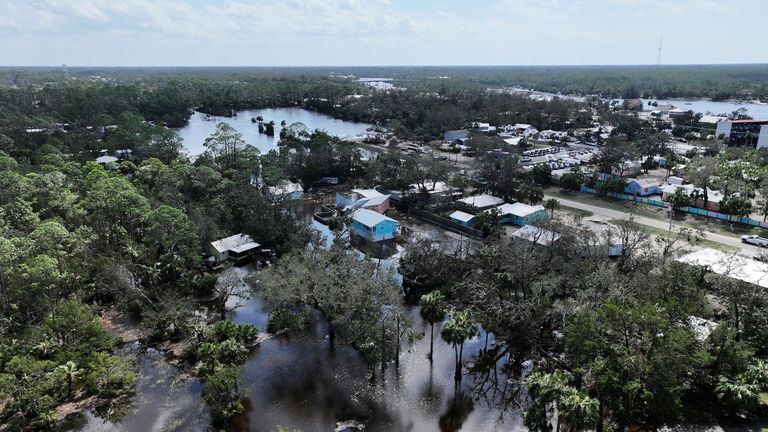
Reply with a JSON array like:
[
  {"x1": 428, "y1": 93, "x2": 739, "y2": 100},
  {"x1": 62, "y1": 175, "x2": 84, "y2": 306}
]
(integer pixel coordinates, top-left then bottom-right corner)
[
  {"x1": 408, "y1": 208, "x2": 486, "y2": 238},
  {"x1": 579, "y1": 186, "x2": 768, "y2": 229}
]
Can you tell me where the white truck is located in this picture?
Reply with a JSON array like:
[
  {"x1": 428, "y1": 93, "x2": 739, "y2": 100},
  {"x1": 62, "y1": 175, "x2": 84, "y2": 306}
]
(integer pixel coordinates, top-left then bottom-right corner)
[{"x1": 741, "y1": 235, "x2": 768, "y2": 247}]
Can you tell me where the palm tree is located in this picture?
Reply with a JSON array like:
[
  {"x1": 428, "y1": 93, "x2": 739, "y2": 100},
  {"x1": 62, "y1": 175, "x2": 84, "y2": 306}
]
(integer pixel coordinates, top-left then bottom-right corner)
[
  {"x1": 544, "y1": 198, "x2": 560, "y2": 218},
  {"x1": 715, "y1": 374, "x2": 760, "y2": 414},
  {"x1": 441, "y1": 310, "x2": 478, "y2": 381},
  {"x1": 420, "y1": 291, "x2": 446, "y2": 362},
  {"x1": 746, "y1": 359, "x2": 768, "y2": 386},
  {"x1": 559, "y1": 389, "x2": 599, "y2": 432},
  {"x1": 57, "y1": 361, "x2": 81, "y2": 397},
  {"x1": 525, "y1": 370, "x2": 569, "y2": 432}
]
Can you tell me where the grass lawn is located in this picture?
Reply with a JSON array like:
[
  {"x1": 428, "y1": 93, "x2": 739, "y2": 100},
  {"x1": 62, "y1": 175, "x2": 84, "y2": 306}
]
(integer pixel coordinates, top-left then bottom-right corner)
[{"x1": 559, "y1": 205, "x2": 593, "y2": 218}]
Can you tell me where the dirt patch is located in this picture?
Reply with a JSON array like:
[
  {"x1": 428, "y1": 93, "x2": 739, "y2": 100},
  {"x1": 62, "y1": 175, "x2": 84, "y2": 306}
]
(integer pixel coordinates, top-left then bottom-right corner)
[
  {"x1": 99, "y1": 309, "x2": 142, "y2": 343},
  {"x1": 55, "y1": 395, "x2": 100, "y2": 419}
]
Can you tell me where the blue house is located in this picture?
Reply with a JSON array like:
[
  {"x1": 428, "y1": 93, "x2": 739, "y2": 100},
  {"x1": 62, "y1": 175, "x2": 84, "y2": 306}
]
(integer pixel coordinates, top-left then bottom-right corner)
[
  {"x1": 449, "y1": 210, "x2": 476, "y2": 227},
  {"x1": 444, "y1": 129, "x2": 469, "y2": 143},
  {"x1": 351, "y1": 209, "x2": 398, "y2": 242},
  {"x1": 494, "y1": 202, "x2": 547, "y2": 226},
  {"x1": 624, "y1": 176, "x2": 662, "y2": 196}
]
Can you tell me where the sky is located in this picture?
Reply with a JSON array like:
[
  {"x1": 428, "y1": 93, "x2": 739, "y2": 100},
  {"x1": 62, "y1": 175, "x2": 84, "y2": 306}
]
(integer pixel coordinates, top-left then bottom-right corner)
[{"x1": 0, "y1": 0, "x2": 766, "y2": 66}]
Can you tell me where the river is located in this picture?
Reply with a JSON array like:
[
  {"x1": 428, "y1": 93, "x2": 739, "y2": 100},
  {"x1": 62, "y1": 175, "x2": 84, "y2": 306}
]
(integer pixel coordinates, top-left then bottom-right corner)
[
  {"x1": 176, "y1": 108, "x2": 375, "y2": 156},
  {"x1": 65, "y1": 204, "x2": 524, "y2": 432}
]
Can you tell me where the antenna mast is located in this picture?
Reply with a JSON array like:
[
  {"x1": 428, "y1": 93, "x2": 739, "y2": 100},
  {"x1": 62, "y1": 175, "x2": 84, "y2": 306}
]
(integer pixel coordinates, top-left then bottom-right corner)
[{"x1": 656, "y1": 35, "x2": 663, "y2": 66}]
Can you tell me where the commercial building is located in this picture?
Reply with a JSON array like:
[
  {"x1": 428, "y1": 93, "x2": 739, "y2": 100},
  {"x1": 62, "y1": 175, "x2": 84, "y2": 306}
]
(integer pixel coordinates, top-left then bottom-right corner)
[{"x1": 715, "y1": 120, "x2": 768, "y2": 147}]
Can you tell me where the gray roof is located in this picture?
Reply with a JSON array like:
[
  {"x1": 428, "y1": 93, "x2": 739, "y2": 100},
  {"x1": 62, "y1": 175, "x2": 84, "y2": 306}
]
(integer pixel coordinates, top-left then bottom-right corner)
[
  {"x1": 449, "y1": 210, "x2": 476, "y2": 223},
  {"x1": 512, "y1": 225, "x2": 561, "y2": 246},
  {"x1": 211, "y1": 234, "x2": 260, "y2": 254},
  {"x1": 494, "y1": 202, "x2": 544, "y2": 218},
  {"x1": 458, "y1": 194, "x2": 505, "y2": 208},
  {"x1": 95, "y1": 155, "x2": 119, "y2": 164}
]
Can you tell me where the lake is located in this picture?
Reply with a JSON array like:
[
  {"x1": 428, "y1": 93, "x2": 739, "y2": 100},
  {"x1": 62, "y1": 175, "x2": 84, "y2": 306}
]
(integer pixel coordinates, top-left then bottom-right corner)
[
  {"x1": 66, "y1": 204, "x2": 523, "y2": 432},
  {"x1": 176, "y1": 108, "x2": 375, "y2": 156}
]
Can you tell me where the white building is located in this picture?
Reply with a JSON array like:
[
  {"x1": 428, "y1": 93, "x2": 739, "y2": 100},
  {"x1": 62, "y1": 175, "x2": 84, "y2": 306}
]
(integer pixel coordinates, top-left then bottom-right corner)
[
  {"x1": 678, "y1": 248, "x2": 768, "y2": 289},
  {"x1": 458, "y1": 194, "x2": 505, "y2": 210},
  {"x1": 210, "y1": 234, "x2": 260, "y2": 262}
]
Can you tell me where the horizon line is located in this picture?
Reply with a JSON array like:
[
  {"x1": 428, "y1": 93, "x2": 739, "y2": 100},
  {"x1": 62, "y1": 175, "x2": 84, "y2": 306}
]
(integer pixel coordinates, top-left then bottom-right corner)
[{"x1": 1, "y1": 63, "x2": 767, "y2": 69}]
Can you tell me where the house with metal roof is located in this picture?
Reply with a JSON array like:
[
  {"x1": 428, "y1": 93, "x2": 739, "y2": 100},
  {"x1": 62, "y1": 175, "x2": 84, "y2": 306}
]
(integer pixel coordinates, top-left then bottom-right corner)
[
  {"x1": 678, "y1": 248, "x2": 768, "y2": 289},
  {"x1": 458, "y1": 194, "x2": 505, "y2": 210},
  {"x1": 449, "y1": 210, "x2": 477, "y2": 227},
  {"x1": 210, "y1": 233, "x2": 260, "y2": 262},
  {"x1": 351, "y1": 209, "x2": 398, "y2": 242},
  {"x1": 493, "y1": 202, "x2": 547, "y2": 226},
  {"x1": 512, "y1": 225, "x2": 561, "y2": 246},
  {"x1": 267, "y1": 180, "x2": 304, "y2": 201},
  {"x1": 624, "y1": 175, "x2": 663, "y2": 196},
  {"x1": 336, "y1": 189, "x2": 390, "y2": 214}
]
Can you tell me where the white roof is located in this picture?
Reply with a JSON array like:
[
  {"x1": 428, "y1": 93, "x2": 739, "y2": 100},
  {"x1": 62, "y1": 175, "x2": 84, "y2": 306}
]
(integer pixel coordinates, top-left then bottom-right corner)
[
  {"x1": 352, "y1": 188, "x2": 385, "y2": 199},
  {"x1": 660, "y1": 184, "x2": 724, "y2": 203},
  {"x1": 95, "y1": 155, "x2": 119, "y2": 164},
  {"x1": 700, "y1": 115, "x2": 728, "y2": 124},
  {"x1": 512, "y1": 225, "x2": 561, "y2": 246},
  {"x1": 211, "y1": 233, "x2": 260, "y2": 254},
  {"x1": 361, "y1": 194, "x2": 389, "y2": 207},
  {"x1": 678, "y1": 248, "x2": 768, "y2": 289},
  {"x1": 268, "y1": 181, "x2": 303, "y2": 196},
  {"x1": 495, "y1": 202, "x2": 544, "y2": 218},
  {"x1": 503, "y1": 137, "x2": 522, "y2": 146},
  {"x1": 458, "y1": 194, "x2": 505, "y2": 208},
  {"x1": 629, "y1": 176, "x2": 663, "y2": 188},
  {"x1": 449, "y1": 210, "x2": 476, "y2": 223},
  {"x1": 352, "y1": 208, "x2": 397, "y2": 227},
  {"x1": 514, "y1": 123, "x2": 533, "y2": 129}
]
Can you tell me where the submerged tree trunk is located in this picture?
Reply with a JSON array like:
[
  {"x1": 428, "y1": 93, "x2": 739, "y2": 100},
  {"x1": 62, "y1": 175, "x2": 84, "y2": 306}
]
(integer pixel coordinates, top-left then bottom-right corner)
[{"x1": 428, "y1": 323, "x2": 435, "y2": 361}]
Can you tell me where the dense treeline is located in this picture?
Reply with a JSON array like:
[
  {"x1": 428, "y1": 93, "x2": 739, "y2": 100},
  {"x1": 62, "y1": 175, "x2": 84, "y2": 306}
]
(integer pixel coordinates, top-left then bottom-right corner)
[{"x1": 3, "y1": 64, "x2": 766, "y2": 101}]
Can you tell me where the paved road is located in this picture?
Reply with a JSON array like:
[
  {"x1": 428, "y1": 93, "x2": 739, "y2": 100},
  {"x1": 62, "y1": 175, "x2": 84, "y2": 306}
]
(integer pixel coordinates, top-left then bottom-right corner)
[{"x1": 546, "y1": 195, "x2": 756, "y2": 257}]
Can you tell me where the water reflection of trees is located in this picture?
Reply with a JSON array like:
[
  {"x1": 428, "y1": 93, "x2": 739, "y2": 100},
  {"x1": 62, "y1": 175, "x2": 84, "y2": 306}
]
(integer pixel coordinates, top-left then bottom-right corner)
[{"x1": 466, "y1": 344, "x2": 525, "y2": 425}]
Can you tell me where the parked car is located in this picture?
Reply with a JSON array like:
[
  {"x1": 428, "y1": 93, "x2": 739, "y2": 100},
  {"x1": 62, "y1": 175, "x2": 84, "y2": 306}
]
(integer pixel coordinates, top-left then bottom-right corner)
[{"x1": 741, "y1": 235, "x2": 768, "y2": 247}]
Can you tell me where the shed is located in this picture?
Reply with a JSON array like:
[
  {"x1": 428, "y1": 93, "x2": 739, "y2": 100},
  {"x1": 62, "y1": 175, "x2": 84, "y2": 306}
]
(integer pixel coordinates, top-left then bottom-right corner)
[
  {"x1": 449, "y1": 210, "x2": 477, "y2": 227},
  {"x1": 458, "y1": 194, "x2": 505, "y2": 210},
  {"x1": 351, "y1": 209, "x2": 398, "y2": 242},
  {"x1": 494, "y1": 202, "x2": 547, "y2": 226},
  {"x1": 210, "y1": 234, "x2": 260, "y2": 262}
]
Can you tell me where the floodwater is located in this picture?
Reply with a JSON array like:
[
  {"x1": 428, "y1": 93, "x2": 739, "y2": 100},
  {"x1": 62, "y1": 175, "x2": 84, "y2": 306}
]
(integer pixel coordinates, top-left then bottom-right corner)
[
  {"x1": 66, "y1": 204, "x2": 524, "y2": 431},
  {"x1": 176, "y1": 108, "x2": 374, "y2": 156},
  {"x1": 494, "y1": 86, "x2": 768, "y2": 118}
]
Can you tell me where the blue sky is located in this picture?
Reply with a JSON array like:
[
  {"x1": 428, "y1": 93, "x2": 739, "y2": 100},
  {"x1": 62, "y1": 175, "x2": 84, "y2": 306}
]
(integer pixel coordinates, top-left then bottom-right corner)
[{"x1": 0, "y1": 0, "x2": 765, "y2": 66}]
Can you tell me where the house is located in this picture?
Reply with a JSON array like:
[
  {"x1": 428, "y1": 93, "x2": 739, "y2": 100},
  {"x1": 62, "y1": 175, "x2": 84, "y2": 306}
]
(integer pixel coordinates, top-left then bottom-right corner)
[
  {"x1": 612, "y1": 160, "x2": 642, "y2": 177},
  {"x1": 449, "y1": 210, "x2": 476, "y2": 227},
  {"x1": 512, "y1": 225, "x2": 561, "y2": 246},
  {"x1": 660, "y1": 184, "x2": 724, "y2": 211},
  {"x1": 351, "y1": 209, "x2": 398, "y2": 242},
  {"x1": 678, "y1": 248, "x2": 768, "y2": 289},
  {"x1": 267, "y1": 180, "x2": 304, "y2": 201},
  {"x1": 699, "y1": 115, "x2": 728, "y2": 126},
  {"x1": 503, "y1": 137, "x2": 523, "y2": 146},
  {"x1": 657, "y1": 103, "x2": 675, "y2": 114},
  {"x1": 473, "y1": 122, "x2": 497, "y2": 133},
  {"x1": 493, "y1": 202, "x2": 547, "y2": 226},
  {"x1": 210, "y1": 233, "x2": 260, "y2": 263},
  {"x1": 336, "y1": 189, "x2": 390, "y2": 214},
  {"x1": 513, "y1": 123, "x2": 538, "y2": 137},
  {"x1": 458, "y1": 194, "x2": 505, "y2": 210},
  {"x1": 444, "y1": 129, "x2": 469, "y2": 143},
  {"x1": 622, "y1": 98, "x2": 644, "y2": 111},
  {"x1": 669, "y1": 108, "x2": 691, "y2": 119},
  {"x1": 624, "y1": 176, "x2": 663, "y2": 196},
  {"x1": 95, "y1": 155, "x2": 119, "y2": 165}
]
